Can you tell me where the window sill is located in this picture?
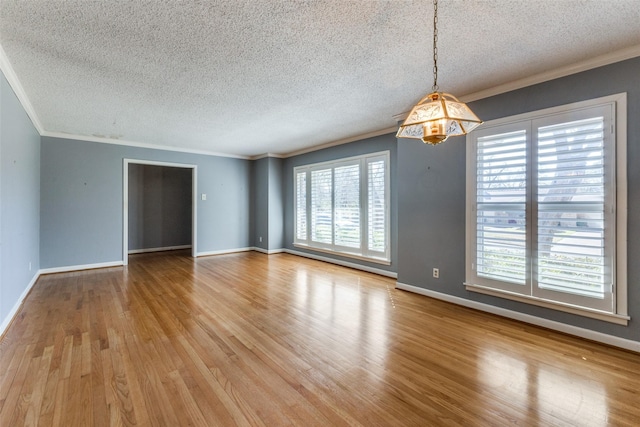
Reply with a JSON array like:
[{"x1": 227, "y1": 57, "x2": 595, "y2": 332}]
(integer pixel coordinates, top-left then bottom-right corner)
[
  {"x1": 464, "y1": 283, "x2": 630, "y2": 326},
  {"x1": 293, "y1": 243, "x2": 390, "y2": 266}
]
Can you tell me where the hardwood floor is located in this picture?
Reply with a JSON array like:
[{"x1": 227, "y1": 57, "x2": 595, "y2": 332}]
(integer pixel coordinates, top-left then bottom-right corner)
[{"x1": 1, "y1": 251, "x2": 639, "y2": 426}]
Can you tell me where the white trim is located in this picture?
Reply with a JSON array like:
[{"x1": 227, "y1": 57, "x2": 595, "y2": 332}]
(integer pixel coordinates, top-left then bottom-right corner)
[
  {"x1": 40, "y1": 129, "x2": 396, "y2": 161},
  {"x1": 122, "y1": 159, "x2": 198, "y2": 169},
  {"x1": 614, "y1": 94, "x2": 628, "y2": 316},
  {"x1": 123, "y1": 160, "x2": 129, "y2": 265},
  {"x1": 252, "y1": 247, "x2": 285, "y2": 255},
  {"x1": 396, "y1": 282, "x2": 640, "y2": 353},
  {"x1": 128, "y1": 245, "x2": 192, "y2": 254},
  {"x1": 250, "y1": 153, "x2": 286, "y2": 160},
  {"x1": 4, "y1": 39, "x2": 636, "y2": 161},
  {"x1": 192, "y1": 166, "x2": 198, "y2": 259},
  {"x1": 394, "y1": 45, "x2": 640, "y2": 121},
  {"x1": 294, "y1": 151, "x2": 391, "y2": 262},
  {"x1": 282, "y1": 127, "x2": 397, "y2": 158},
  {"x1": 465, "y1": 283, "x2": 629, "y2": 325},
  {"x1": 39, "y1": 261, "x2": 124, "y2": 275},
  {"x1": 0, "y1": 271, "x2": 40, "y2": 338},
  {"x1": 462, "y1": 45, "x2": 640, "y2": 103},
  {"x1": 197, "y1": 247, "x2": 394, "y2": 276},
  {"x1": 465, "y1": 93, "x2": 626, "y2": 130},
  {"x1": 196, "y1": 247, "x2": 254, "y2": 257},
  {"x1": 0, "y1": 45, "x2": 44, "y2": 133},
  {"x1": 292, "y1": 243, "x2": 390, "y2": 266},
  {"x1": 123, "y1": 159, "x2": 198, "y2": 266},
  {"x1": 285, "y1": 248, "x2": 397, "y2": 278},
  {"x1": 43, "y1": 132, "x2": 249, "y2": 159},
  {"x1": 40, "y1": 128, "x2": 398, "y2": 161},
  {"x1": 0, "y1": 48, "x2": 243, "y2": 160},
  {"x1": 2, "y1": 41, "x2": 391, "y2": 163},
  {"x1": 465, "y1": 93, "x2": 628, "y2": 317},
  {"x1": 294, "y1": 149, "x2": 390, "y2": 170}
]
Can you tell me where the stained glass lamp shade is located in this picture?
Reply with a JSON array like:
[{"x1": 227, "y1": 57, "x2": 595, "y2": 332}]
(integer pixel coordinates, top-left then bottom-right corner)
[{"x1": 396, "y1": 91, "x2": 483, "y2": 145}]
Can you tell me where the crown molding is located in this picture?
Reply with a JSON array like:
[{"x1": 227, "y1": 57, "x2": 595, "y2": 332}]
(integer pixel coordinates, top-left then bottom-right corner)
[
  {"x1": 394, "y1": 44, "x2": 640, "y2": 121},
  {"x1": 1, "y1": 44, "x2": 249, "y2": 160},
  {"x1": 42, "y1": 128, "x2": 398, "y2": 162},
  {"x1": 41, "y1": 131, "x2": 250, "y2": 159},
  {"x1": 250, "y1": 152, "x2": 287, "y2": 160},
  {"x1": 462, "y1": 44, "x2": 640, "y2": 103},
  {"x1": 280, "y1": 127, "x2": 397, "y2": 158},
  {"x1": 0, "y1": 44, "x2": 44, "y2": 133},
  {"x1": 5, "y1": 39, "x2": 638, "y2": 159},
  {"x1": 2, "y1": 37, "x2": 392, "y2": 162}
]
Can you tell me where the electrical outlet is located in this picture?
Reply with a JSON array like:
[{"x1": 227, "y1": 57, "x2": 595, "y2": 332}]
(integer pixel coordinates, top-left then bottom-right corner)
[
  {"x1": 259, "y1": 236, "x2": 263, "y2": 242},
  {"x1": 433, "y1": 268, "x2": 439, "y2": 279},
  {"x1": 29, "y1": 261, "x2": 32, "y2": 271}
]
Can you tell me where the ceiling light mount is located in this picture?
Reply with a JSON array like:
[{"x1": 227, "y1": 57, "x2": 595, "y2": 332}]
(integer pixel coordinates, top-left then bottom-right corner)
[{"x1": 396, "y1": 0, "x2": 482, "y2": 145}]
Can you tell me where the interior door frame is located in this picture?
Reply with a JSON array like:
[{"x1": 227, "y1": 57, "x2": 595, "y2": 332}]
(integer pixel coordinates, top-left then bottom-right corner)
[{"x1": 123, "y1": 158, "x2": 198, "y2": 266}]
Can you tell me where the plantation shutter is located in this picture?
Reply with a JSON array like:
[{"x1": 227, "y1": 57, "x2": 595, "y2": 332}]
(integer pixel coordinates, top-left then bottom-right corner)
[
  {"x1": 334, "y1": 164, "x2": 360, "y2": 248},
  {"x1": 293, "y1": 151, "x2": 390, "y2": 262},
  {"x1": 476, "y1": 129, "x2": 528, "y2": 288},
  {"x1": 295, "y1": 171, "x2": 307, "y2": 241},
  {"x1": 534, "y1": 115, "x2": 610, "y2": 302},
  {"x1": 367, "y1": 159, "x2": 386, "y2": 253},
  {"x1": 467, "y1": 97, "x2": 623, "y2": 316},
  {"x1": 311, "y1": 169, "x2": 332, "y2": 244}
]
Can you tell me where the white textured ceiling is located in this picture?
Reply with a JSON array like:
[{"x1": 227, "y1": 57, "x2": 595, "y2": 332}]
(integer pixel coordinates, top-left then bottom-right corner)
[{"x1": 1, "y1": 1, "x2": 639, "y2": 158}]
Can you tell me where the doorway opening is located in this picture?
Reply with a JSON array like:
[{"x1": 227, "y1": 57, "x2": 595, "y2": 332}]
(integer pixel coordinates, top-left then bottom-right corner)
[{"x1": 123, "y1": 159, "x2": 197, "y2": 265}]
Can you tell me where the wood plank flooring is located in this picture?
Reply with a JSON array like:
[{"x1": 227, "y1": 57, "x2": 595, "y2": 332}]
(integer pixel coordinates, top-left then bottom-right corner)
[{"x1": 1, "y1": 250, "x2": 639, "y2": 426}]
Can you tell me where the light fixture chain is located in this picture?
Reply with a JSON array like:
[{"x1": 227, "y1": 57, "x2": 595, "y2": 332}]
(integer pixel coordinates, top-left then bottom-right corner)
[
  {"x1": 432, "y1": 0, "x2": 438, "y2": 92},
  {"x1": 396, "y1": 0, "x2": 482, "y2": 144}
]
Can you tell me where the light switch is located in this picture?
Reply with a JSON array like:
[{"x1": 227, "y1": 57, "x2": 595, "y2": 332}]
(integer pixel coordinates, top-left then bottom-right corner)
[{"x1": 201, "y1": 193, "x2": 207, "y2": 201}]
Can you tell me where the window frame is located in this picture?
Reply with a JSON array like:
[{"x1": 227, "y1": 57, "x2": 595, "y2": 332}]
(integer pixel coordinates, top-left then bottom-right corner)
[
  {"x1": 465, "y1": 93, "x2": 628, "y2": 324},
  {"x1": 294, "y1": 151, "x2": 390, "y2": 264}
]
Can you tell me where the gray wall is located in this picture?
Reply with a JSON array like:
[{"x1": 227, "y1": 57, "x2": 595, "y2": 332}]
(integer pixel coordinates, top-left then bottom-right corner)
[
  {"x1": 128, "y1": 164, "x2": 192, "y2": 251},
  {"x1": 0, "y1": 72, "x2": 40, "y2": 325},
  {"x1": 252, "y1": 156, "x2": 284, "y2": 251},
  {"x1": 283, "y1": 133, "x2": 398, "y2": 273},
  {"x1": 6, "y1": 53, "x2": 637, "y2": 344},
  {"x1": 268, "y1": 157, "x2": 284, "y2": 250},
  {"x1": 397, "y1": 56, "x2": 640, "y2": 341},
  {"x1": 40, "y1": 137, "x2": 251, "y2": 268},
  {"x1": 253, "y1": 157, "x2": 269, "y2": 250}
]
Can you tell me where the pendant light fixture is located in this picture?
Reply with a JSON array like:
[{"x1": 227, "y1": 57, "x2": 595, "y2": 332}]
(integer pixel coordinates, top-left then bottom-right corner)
[{"x1": 396, "y1": 0, "x2": 482, "y2": 145}]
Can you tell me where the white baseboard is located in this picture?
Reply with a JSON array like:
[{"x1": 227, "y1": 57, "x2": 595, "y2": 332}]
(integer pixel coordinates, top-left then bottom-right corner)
[
  {"x1": 285, "y1": 249, "x2": 397, "y2": 279},
  {"x1": 0, "y1": 271, "x2": 41, "y2": 337},
  {"x1": 128, "y1": 244, "x2": 191, "y2": 254},
  {"x1": 39, "y1": 260, "x2": 124, "y2": 275},
  {"x1": 196, "y1": 247, "x2": 253, "y2": 257},
  {"x1": 197, "y1": 246, "x2": 396, "y2": 278},
  {"x1": 253, "y1": 247, "x2": 285, "y2": 255},
  {"x1": 395, "y1": 282, "x2": 640, "y2": 353},
  {"x1": 197, "y1": 247, "x2": 285, "y2": 257}
]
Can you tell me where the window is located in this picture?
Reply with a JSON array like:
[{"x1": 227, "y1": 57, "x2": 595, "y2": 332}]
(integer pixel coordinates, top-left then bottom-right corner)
[
  {"x1": 294, "y1": 151, "x2": 390, "y2": 263},
  {"x1": 465, "y1": 94, "x2": 627, "y2": 323}
]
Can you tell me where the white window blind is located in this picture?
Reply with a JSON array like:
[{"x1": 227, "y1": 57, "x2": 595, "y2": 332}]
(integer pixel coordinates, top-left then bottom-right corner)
[
  {"x1": 295, "y1": 172, "x2": 307, "y2": 240},
  {"x1": 466, "y1": 95, "x2": 626, "y2": 319},
  {"x1": 334, "y1": 164, "x2": 360, "y2": 248},
  {"x1": 535, "y1": 117, "x2": 608, "y2": 300},
  {"x1": 311, "y1": 169, "x2": 332, "y2": 244},
  {"x1": 476, "y1": 129, "x2": 527, "y2": 286},
  {"x1": 294, "y1": 151, "x2": 390, "y2": 263},
  {"x1": 367, "y1": 159, "x2": 386, "y2": 253}
]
